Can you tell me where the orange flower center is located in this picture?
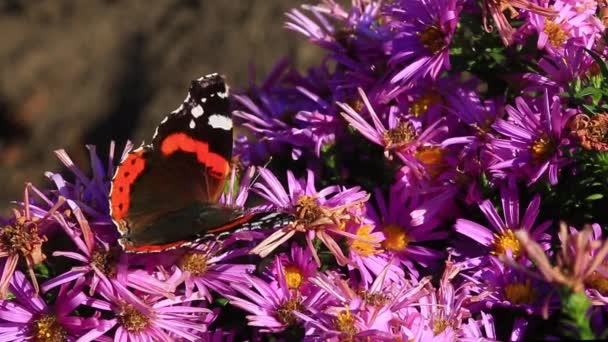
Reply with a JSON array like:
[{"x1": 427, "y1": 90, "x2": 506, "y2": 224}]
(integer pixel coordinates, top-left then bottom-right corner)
[
  {"x1": 543, "y1": 19, "x2": 568, "y2": 47},
  {"x1": 284, "y1": 264, "x2": 304, "y2": 289},
  {"x1": 504, "y1": 280, "x2": 536, "y2": 304},
  {"x1": 382, "y1": 224, "x2": 410, "y2": 252},
  {"x1": 410, "y1": 92, "x2": 441, "y2": 117},
  {"x1": 276, "y1": 297, "x2": 304, "y2": 326},
  {"x1": 530, "y1": 134, "x2": 555, "y2": 162},
  {"x1": 416, "y1": 146, "x2": 448, "y2": 178},
  {"x1": 492, "y1": 229, "x2": 522, "y2": 257}
]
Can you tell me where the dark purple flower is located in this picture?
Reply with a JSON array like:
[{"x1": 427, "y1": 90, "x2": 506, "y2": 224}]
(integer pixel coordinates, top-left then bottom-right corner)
[{"x1": 384, "y1": 0, "x2": 462, "y2": 85}]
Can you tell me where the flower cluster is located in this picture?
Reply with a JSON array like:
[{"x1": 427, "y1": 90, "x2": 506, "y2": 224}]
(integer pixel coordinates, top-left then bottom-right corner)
[{"x1": 3, "y1": 0, "x2": 608, "y2": 340}]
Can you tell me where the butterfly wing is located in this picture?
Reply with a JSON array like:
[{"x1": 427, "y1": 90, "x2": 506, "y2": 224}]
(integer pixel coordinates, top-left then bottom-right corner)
[{"x1": 109, "y1": 74, "x2": 235, "y2": 251}]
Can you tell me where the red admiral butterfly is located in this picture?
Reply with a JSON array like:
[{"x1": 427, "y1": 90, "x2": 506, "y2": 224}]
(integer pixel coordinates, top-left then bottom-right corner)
[{"x1": 109, "y1": 73, "x2": 292, "y2": 253}]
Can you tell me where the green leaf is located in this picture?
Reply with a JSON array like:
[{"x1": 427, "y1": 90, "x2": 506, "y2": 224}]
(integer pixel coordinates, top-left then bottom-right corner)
[
  {"x1": 585, "y1": 193, "x2": 604, "y2": 201},
  {"x1": 215, "y1": 297, "x2": 229, "y2": 306}
]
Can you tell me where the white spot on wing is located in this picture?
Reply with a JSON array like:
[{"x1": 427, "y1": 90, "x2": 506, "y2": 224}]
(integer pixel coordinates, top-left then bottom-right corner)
[
  {"x1": 191, "y1": 105, "x2": 204, "y2": 118},
  {"x1": 189, "y1": 119, "x2": 196, "y2": 129},
  {"x1": 201, "y1": 98, "x2": 207, "y2": 103},
  {"x1": 208, "y1": 114, "x2": 232, "y2": 130},
  {"x1": 217, "y1": 91, "x2": 228, "y2": 99}
]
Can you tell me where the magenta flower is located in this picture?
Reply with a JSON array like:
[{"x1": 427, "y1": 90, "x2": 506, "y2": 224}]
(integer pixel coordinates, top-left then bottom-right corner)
[
  {"x1": 454, "y1": 178, "x2": 552, "y2": 260},
  {"x1": 173, "y1": 241, "x2": 255, "y2": 301},
  {"x1": 267, "y1": 244, "x2": 318, "y2": 294},
  {"x1": 527, "y1": 0, "x2": 603, "y2": 54},
  {"x1": 522, "y1": 42, "x2": 594, "y2": 96},
  {"x1": 344, "y1": 221, "x2": 406, "y2": 286},
  {"x1": 87, "y1": 280, "x2": 214, "y2": 341},
  {"x1": 251, "y1": 168, "x2": 369, "y2": 265},
  {"x1": 384, "y1": 0, "x2": 462, "y2": 85},
  {"x1": 490, "y1": 91, "x2": 574, "y2": 185},
  {"x1": 0, "y1": 271, "x2": 111, "y2": 341},
  {"x1": 226, "y1": 259, "x2": 324, "y2": 333},
  {"x1": 0, "y1": 184, "x2": 65, "y2": 298},
  {"x1": 465, "y1": 256, "x2": 555, "y2": 316},
  {"x1": 366, "y1": 181, "x2": 452, "y2": 276},
  {"x1": 339, "y1": 88, "x2": 448, "y2": 178}
]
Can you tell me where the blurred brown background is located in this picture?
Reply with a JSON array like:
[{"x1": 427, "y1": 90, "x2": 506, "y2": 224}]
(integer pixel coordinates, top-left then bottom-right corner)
[{"x1": 0, "y1": 0, "x2": 322, "y2": 209}]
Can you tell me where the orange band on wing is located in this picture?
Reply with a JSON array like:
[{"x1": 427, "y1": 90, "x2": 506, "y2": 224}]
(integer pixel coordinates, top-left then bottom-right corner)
[
  {"x1": 110, "y1": 149, "x2": 147, "y2": 220},
  {"x1": 206, "y1": 214, "x2": 255, "y2": 234},
  {"x1": 160, "y1": 133, "x2": 230, "y2": 179}
]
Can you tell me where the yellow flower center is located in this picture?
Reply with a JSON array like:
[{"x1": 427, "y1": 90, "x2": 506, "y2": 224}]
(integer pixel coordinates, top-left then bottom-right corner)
[
  {"x1": 117, "y1": 304, "x2": 150, "y2": 333},
  {"x1": 32, "y1": 314, "x2": 66, "y2": 342},
  {"x1": 530, "y1": 134, "x2": 556, "y2": 162},
  {"x1": 410, "y1": 92, "x2": 441, "y2": 117},
  {"x1": 381, "y1": 224, "x2": 410, "y2": 252},
  {"x1": 350, "y1": 225, "x2": 380, "y2": 257},
  {"x1": 585, "y1": 270, "x2": 608, "y2": 295},
  {"x1": 543, "y1": 19, "x2": 568, "y2": 47},
  {"x1": 276, "y1": 297, "x2": 304, "y2": 326},
  {"x1": 179, "y1": 252, "x2": 209, "y2": 276},
  {"x1": 284, "y1": 265, "x2": 304, "y2": 289},
  {"x1": 433, "y1": 318, "x2": 452, "y2": 335},
  {"x1": 504, "y1": 280, "x2": 536, "y2": 304},
  {"x1": 416, "y1": 146, "x2": 448, "y2": 178},
  {"x1": 492, "y1": 229, "x2": 521, "y2": 257},
  {"x1": 419, "y1": 25, "x2": 446, "y2": 54},
  {"x1": 383, "y1": 121, "x2": 417, "y2": 149},
  {"x1": 334, "y1": 306, "x2": 357, "y2": 337}
]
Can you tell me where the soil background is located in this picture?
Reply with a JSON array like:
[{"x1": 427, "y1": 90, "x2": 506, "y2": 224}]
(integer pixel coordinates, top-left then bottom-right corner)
[{"x1": 0, "y1": 0, "x2": 322, "y2": 211}]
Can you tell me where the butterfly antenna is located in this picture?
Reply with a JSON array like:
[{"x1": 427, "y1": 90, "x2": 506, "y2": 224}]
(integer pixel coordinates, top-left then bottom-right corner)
[{"x1": 247, "y1": 156, "x2": 273, "y2": 193}]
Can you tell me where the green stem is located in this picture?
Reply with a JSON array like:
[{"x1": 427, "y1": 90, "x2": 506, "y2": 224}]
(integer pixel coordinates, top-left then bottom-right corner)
[{"x1": 560, "y1": 289, "x2": 595, "y2": 340}]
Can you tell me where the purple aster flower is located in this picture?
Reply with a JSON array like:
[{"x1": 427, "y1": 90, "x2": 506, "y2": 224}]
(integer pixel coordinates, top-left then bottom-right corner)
[
  {"x1": 50, "y1": 143, "x2": 129, "y2": 219},
  {"x1": 338, "y1": 88, "x2": 448, "y2": 178},
  {"x1": 522, "y1": 42, "x2": 594, "y2": 96},
  {"x1": 490, "y1": 91, "x2": 575, "y2": 185},
  {"x1": 481, "y1": 0, "x2": 556, "y2": 46},
  {"x1": 464, "y1": 256, "x2": 554, "y2": 315},
  {"x1": 0, "y1": 271, "x2": 112, "y2": 341},
  {"x1": 0, "y1": 184, "x2": 65, "y2": 298},
  {"x1": 384, "y1": 0, "x2": 462, "y2": 85},
  {"x1": 460, "y1": 312, "x2": 497, "y2": 342},
  {"x1": 286, "y1": 1, "x2": 387, "y2": 90},
  {"x1": 527, "y1": 0, "x2": 603, "y2": 54},
  {"x1": 87, "y1": 280, "x2": 214, "y2": 341},
  {"x1": 250, "y1": 168, "x2": 369, "y2": 266},
  {"x1": 366, "y1": 181, "x2": 452, "y2": 276},
  {"x1": 226, "y1": 259, "x2": 324, "y2": 333},
  {"x1": 344, "y1": 221, "x2": 406, "y2": 286},
  {"x1": 298, "y1": 266, "x2": 416, "y2": 340},
  {"x1": 172, "y1": 241, "x2": 255, "y2": 301},
  {"x1": 454, "y1": 178, "x2": 552, "y2": 260},
  {"x1": 561, "y1": 223, "x2": 608, "y2": 305},
  {"x1": 42, "y1": 206, "x2": 181, "y2": 298},
  {"x1": 267, "y1": 243, "x2": 318, "y2": 294},
  {"x1": 233, "y1": 63, "x2": 337, "y2": 161}
]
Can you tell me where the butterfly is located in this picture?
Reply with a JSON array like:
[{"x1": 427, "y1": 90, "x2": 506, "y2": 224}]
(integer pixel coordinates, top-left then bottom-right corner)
[{"x1": 109, "y1": 73, "x2": 292, "y2": 253}]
